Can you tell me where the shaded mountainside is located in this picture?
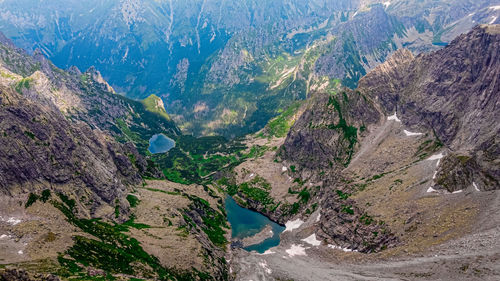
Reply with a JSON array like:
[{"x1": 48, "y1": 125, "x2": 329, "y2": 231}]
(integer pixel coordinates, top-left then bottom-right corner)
[{"x1": 0, "y1": 83, "x2": 140, "y2": 215}]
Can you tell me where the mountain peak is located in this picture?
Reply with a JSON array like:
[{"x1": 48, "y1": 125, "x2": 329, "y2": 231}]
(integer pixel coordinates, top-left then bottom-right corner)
[
  {"x1": 85, "y1": 66, "x2": 115, "y2": 93},
  {"x1": 142, "y1": 94, "x2": 171, "y2": 121}
]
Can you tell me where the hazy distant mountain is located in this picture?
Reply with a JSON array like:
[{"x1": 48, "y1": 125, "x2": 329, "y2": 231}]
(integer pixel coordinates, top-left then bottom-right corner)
[{"x1": 0, "y1": 0, "x2": 498, "y2": 136}]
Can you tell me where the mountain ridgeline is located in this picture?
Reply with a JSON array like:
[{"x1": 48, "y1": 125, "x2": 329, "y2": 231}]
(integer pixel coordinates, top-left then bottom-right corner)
[{"x1": 0, "y1": 0, "x2": 498, "y2": 137}]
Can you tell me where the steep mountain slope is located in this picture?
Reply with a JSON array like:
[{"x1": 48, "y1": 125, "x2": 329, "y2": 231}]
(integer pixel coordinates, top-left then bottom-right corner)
[
  {"x1": 0, "y1": 37, "x2": 231, "y2": 280},
  {"x1": 0, "y1": 0, "x2": 497, "y2": 137},
  {"x1": 222, "y1": 25, "x2": 500, "y2": 280},
  {"x1": 359, "y1": 24, "x2": 499, "y2": 192}
]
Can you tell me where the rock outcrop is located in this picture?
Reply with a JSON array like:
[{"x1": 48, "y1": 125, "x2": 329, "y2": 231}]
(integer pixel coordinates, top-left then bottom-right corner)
[{"x1": 359, "y1": 24, "x2": 500, "y2": 191}]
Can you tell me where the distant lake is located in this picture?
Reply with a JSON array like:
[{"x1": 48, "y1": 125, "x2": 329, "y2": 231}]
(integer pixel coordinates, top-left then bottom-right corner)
[
  {"x1": 432, "y1": 42, "x2": 449, "y2": 46},
  {"x1": 148, "y1": 134, "x2": 175, "y2": 154},
  {"x1": 225, "y1": 195, "x2": 285, "y2": 253}
]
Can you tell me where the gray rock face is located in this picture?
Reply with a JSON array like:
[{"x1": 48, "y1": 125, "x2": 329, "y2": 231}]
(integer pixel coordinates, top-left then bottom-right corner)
[
  {"x1": 0, "y1": 82, "x2": 140, "y2": 215},
  {"x1": 317, "y1": 181, "x2": 399, "y2": 253},
  {"x1": 281, "y1": 90, "x2": 381, "y2": 173},
  {"x1": 359, "y1": 24, "x2": 500, "y2": 191},
  {"x1": 278, "y1": 90, "x2": 398, "y2": 252}
]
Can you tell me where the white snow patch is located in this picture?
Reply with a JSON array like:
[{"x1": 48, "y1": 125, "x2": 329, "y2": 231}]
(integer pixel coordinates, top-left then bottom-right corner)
[
  {"x1": 328, "y1": 244, "x2": 358, "y2": 252},
  {"x1": 427, "y1": 186, "x2": 438, "y2": 193},
  {"x1": 18, "y1": 250, "x2": 23, "y2": 255},
  {"x1": 9, "y1": 218, "x2": 21, "y2": 225},
  {"x1": 315, "y1": 213, "x2": 321, "y2": 222},
  {"x1": 0, "y1": 216, "x2": 22, "y2": 226},
  {"x1": 260, "y1": 250, "x2": 275, "y2": 255},
  {"x1": 428, "y1": 153, "x2": 444, "y2": 161},
  {"x1": 452, "y1": 190, "x2": 463, "y2": 194},
  {"x1": 383, "y1": 1, "x2": 391, "y2": 8},
  {"x1": 404, "y1": 130, "x2": 423, "y2": 137},
  {"x1": 286, "y1": 244, "x2": 308, "y2": 257},
  {"x1": 259, "y1": 260, "x2": 272, "y2": 274},
  {"x1": 490, "y1": 16, "x2": 498, "y2": 24},
  {"x1": 249, "y1": 173, "x2": 255, "y2": 178},
  {"x1": 302, "y1": 234, "x2": 322, "y2": 246},
  {"x1": 387, "y1": 113, "x2": 401, "y2": 122},
  {"x1": 489, "y1": 5, "x2": 500, "y2": 10},
  {"x1": 473, "y1": 182, "x2": 480, "y2": 192},
  {"x1": 0, "y1": 234, "x2": 8, "y2": 239},
  {"x1": 432, "y1": 171, "x2": 438, "y2": 180},
  {"x1": 284, "y1": 219, "x2": 304, "y2": 232},
  {"x1": 282, "y1": 166, "x2": 287, "y2": 172}
]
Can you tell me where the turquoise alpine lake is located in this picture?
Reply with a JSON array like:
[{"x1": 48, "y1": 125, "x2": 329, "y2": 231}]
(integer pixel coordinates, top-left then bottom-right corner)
[
  {"x1": 225, "y1": 195, "x2": 285, "y2": 253},
  {"x1": 148, "y1": 134, "x2": 176, "y2": 154}
]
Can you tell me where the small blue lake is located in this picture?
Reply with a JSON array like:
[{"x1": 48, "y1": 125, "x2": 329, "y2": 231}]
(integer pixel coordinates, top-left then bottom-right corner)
[
  {"x1": 225, "y1": 196, "x2": 285, "y2": 253},
  {"x1": 432, "y1": 42, "x2": 449, "y2": 46},
  {"x1": 148, "y1": 134, "x2": 176, "y2": 154}
]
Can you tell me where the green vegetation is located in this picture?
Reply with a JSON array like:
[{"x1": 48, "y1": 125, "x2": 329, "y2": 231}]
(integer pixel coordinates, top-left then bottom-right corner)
[
  {"x1": 141, "y1": 94, "x2": 171, "y2": 121},
  {"x1": 367, "y1": 172, "x2": 388, "y2": 182},
  {"x1": 15, "y1": 77, "x2": 33, "y2": 94},
  {"x1": 341, "y1": 204, "x2": 354, "y2": 215},
  {"x1": 219, "y1": 175, "x2": 281, "y2": 214},
  {"x1": 184, "y1": 195, "x2": 229, "y2": 248},
  {"x1": 297, "y1": 188, "x2": 311, "y2": 204},
  {"x1": 24, "y1": 130, "x2": 36, "y2": 140},
  {"x1": 25, "y1": 189, "x2": 51, "y2": 208},
  {"x1": 336, "y1": 190, "x2": 351, "y2": 200},
  {"x1": 264, "y1": 102, "x2": 301, "y2": 138},
  {"x1": 289, "y1": 202, "x2": 300, "y2": 215},
  {"x1": 244, "y1": 145, "x2": 269, "y2": 159},
  {"x1": 327, "y1": 95, "x2": 358, "y2": 166},
  {"x1": 145, "y1": 188, "x2": 181, "y2": 196},
  {"x1": 415, "y1": 138, "x2": 443, "y2": 160},
  {"x1": 340, "y1": 33, "x2": 367, "y2": 88},
  {"x1": 25, "y1": 193, "x2": 39, "y2": 208},
  {"x1": 156, "y1": 136, "x2": 246, "y2": 185},
  {"x1": 24, "y1": 190, "x2": 217, "y2": 280},
  {"x1": 110, "y1": 94, "x2": 179, "y2": 154},
  {"x1": 239, "y1": 176, "x2": 274, "y2": 206},
  {"x1": 359, "y1": 213, "x2": 374, "y2": 225},
  {"x1": 126, "y1": 194, "x2": 140, "y2": 208}
]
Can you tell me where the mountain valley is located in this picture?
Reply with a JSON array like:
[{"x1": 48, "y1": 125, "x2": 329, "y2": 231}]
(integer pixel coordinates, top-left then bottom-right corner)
[
  {"x1": 0, "y1": 1, "x2": 499, "y2": 281},
  {"x1": 0, "y1": 0, "x2": 498, "y2": 137}
]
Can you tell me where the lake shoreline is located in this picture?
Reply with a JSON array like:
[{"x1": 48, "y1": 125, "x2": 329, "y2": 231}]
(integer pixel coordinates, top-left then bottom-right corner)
[
  {"x1": 237, "y1": 225, "x2": 273, "y2": 248},
  {"x1": 225, "y1": 195, "x2": 285, "y2": 254}
]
